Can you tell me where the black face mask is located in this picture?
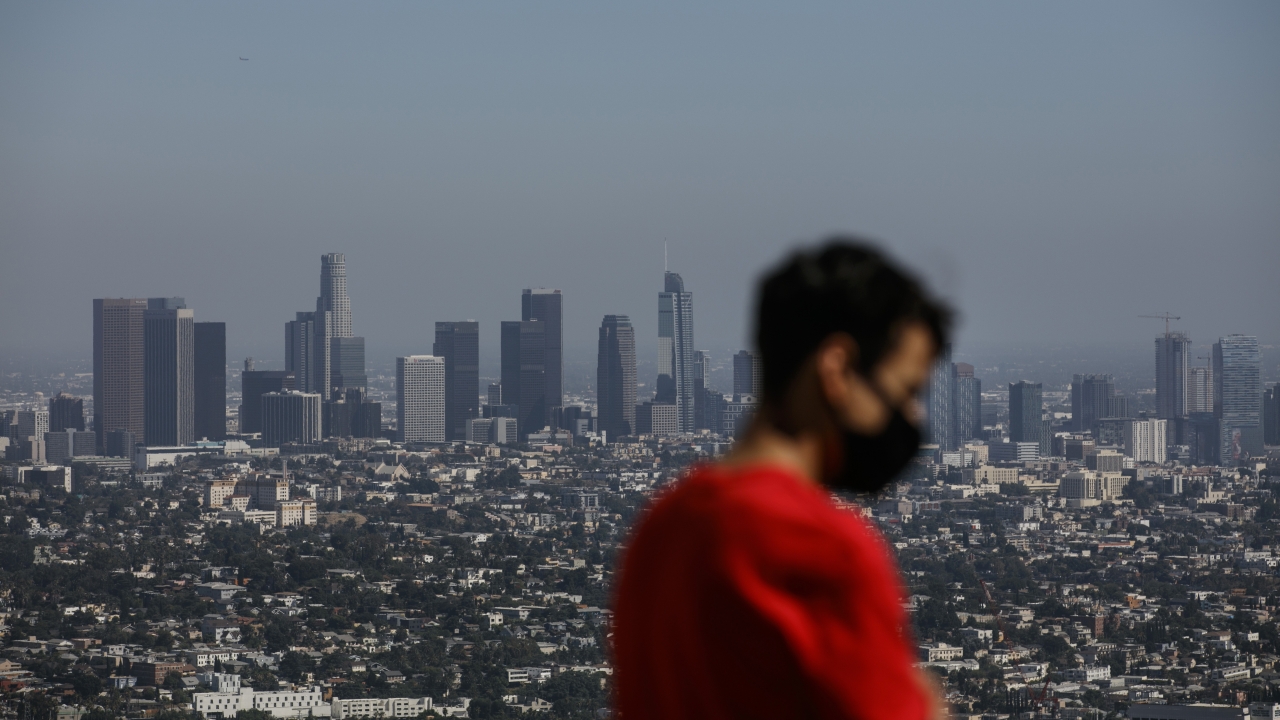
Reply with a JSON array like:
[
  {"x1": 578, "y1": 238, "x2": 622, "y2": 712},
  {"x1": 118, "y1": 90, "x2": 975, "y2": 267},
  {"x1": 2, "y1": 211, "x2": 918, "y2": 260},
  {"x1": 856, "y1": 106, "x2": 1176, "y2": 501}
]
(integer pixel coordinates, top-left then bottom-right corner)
[{"x1": 824, "y1": 383, "x2": 921, "y2": 495}]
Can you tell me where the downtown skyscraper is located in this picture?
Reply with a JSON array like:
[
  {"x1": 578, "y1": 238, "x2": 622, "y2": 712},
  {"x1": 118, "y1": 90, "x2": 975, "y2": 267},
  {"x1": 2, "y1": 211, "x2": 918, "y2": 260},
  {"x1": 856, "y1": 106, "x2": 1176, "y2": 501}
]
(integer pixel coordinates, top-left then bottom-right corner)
[
  {"x1": 1155, "y1": 331, "x2": 1191, "y2": 420},
  {"x1": 597, "y1": 315, "x2": 637, "y2": 439},
  {"x1": 522, "y1": 289, "x2": 563, "y2": 409},
  {"x1": 194, "y1": 322, "x2": 227, "y2": 441},
  {"x1": 1213, "y1": 334, "x2": 1262, "y2": 462},
  {"x1": 1009, "y1": 380, "x2": 1044, "y2": 452},
  {"x1": 397, "y1": 355, "x2": 445, "y2": 443},
  {"x1": 434, "y1": 321, "x2": 480, "y2": 441},
  {"x1": 93, "y1": 298, "x2": 148, "y2": 452},
  {"x1": 143, "y1": 298, "x2": 195, "y2": 447},
  {"x1": 502, "y1": 320, "x2": 546, "y2": 438},
  {"x1": 286, "y1": 253, "x2": 365, "y2": 400},
  {"x1": 658, "y1": 272, "x2": 695, "y2": 433}
]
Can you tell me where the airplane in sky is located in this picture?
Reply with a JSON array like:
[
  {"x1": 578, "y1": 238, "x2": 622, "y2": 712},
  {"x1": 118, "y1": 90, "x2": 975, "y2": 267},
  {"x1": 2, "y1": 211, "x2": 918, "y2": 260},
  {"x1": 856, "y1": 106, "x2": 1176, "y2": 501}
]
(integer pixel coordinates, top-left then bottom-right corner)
[{"x1": 239, "y1": 57, "x2": 249, "y2": 61}]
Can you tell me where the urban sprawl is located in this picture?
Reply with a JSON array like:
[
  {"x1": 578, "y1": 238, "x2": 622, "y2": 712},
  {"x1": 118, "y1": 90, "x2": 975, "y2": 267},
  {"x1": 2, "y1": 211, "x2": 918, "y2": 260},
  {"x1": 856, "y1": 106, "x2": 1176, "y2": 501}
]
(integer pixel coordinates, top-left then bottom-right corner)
[{"x1": 2, "y1": 254, "x2": 1278, "y2": 720}]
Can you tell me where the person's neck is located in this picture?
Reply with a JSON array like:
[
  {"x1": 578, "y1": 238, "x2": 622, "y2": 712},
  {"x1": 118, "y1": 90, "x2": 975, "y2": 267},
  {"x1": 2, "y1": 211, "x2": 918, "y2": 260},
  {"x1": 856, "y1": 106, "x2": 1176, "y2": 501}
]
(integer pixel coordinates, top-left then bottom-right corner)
[{"x1": 721, "y1": 415, "x2": 826, "y2": 486}]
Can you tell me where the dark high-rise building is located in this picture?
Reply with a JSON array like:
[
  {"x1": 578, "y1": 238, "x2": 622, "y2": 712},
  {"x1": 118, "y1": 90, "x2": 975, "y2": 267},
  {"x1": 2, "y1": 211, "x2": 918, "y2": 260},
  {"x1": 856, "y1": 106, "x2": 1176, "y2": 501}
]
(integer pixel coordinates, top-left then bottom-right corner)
[
  {"x1": 1156, "y1": 331, "x2": 1191, "y2": 420},
  {"x1": 502, "y1": 320, "x2": 546, "y2": 438},
  {"x1": 1071, "y1": 374, "x2": 1115, "y2": 434},
  {"x1": 1264, "y1": 383, "x2": 1280, "y2": 447},
  {"x1": 434, "y1": 321, "x2": 480, "y2": 441},
  {"x1": 330, "y1": 336, "x2": 367, "y2": 395},
  {"x1": 952, "y1": 363, "x2": 981, "y2": 444},
  {"x1": 48, "y1": 393, "x2": 85, "y2": 433},
  {"x1": 658, "y1": 273, "x2": 695, "y2": 432},
  {"x1": 105, "y1": 429, "x2": 135, "y2": 458},
  {"x1": 733, "y1": 350, "x2": 762, "y2": 397},
  {"x1": 240, "y1": 371, "x2": 295, "y2": 435},
  {"x1": 597, "y1": 315, "x2": 637, "y2": 439},
  {"x1": 94, "y1": 298, "x2": 148, "y2": 452},
  {"x1": 488, "y1": 383, "x2": 503, "y2": 406},
  {"x1": 354, "y1": 400, "x2": 381, "y2": 439},
  {"x1": 693, "y1": 350, "x2": 712, "y2": 430},
  {"x1": 1009, "y1": 381, "x2": 1043, "y2": 446},
  {"x1": 1213, "y1": 334, "x2": 1263, "y2": 462},
  {"x1": 285, "y1": 311, "x2": 320, "y2": 395},
  {"x1": 261, "y1": 390, "x2": 322, "y2": 447},
  {"x1": 926, "y1": 345, "x2": 954, "y2": 451},
  {"x1": 144, "y1": 301, "x2": 195, "y2": 447},
  {"x1": 522, "y1": 289, "x2": 562, "y2": 409},
  {"x1": 194, "y1": 322, "x2": 226, "y2": 441}
]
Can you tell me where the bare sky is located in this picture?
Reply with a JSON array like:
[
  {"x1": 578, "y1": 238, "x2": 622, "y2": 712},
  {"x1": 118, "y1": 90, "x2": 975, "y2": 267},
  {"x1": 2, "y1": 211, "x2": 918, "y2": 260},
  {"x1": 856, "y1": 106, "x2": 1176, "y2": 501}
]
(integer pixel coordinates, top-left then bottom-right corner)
[{"x1": 2, "y1": 2, "x2": 1277, "y2": 374}]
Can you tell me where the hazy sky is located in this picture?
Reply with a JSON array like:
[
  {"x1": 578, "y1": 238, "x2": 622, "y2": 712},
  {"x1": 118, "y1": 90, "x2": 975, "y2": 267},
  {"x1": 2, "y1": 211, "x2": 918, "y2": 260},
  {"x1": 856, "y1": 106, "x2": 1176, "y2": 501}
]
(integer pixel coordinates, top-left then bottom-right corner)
[{"x1": 2, "y1": 2, "x2": 1277, "y2": 373}]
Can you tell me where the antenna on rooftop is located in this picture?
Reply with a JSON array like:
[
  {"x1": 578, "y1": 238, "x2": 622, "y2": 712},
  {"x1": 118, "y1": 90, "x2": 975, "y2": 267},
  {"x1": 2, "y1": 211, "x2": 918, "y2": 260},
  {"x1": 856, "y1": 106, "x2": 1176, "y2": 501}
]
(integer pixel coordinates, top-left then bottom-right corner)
[{"x1": 664, "y1": 240, "x2": 668, "y2": 272}]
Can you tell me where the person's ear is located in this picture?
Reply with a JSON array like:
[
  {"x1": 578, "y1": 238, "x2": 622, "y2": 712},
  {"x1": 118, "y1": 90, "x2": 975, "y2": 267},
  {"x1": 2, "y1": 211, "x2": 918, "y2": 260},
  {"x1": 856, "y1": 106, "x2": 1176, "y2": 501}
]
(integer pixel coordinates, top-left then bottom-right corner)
[{"x1": 814, "y1": 333, "x2": 859, "y2": 408}]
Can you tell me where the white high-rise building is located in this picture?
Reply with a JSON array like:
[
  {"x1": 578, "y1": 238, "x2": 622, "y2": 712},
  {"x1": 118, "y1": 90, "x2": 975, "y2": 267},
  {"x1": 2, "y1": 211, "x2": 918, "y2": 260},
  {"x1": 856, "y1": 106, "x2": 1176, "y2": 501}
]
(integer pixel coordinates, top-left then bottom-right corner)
[
  {"x1": 1124, "y1": 419, "x2": 1167, "y2": 464},
  {"x1": 1187, "y1": 366, "x2": 1213, "y2": 414},
  {"x1": 397, "y1": 356, "x2": 445, "y2": 443},
  {"x1": 320, "y1": 253, "x2": 352, "y2": 339}
]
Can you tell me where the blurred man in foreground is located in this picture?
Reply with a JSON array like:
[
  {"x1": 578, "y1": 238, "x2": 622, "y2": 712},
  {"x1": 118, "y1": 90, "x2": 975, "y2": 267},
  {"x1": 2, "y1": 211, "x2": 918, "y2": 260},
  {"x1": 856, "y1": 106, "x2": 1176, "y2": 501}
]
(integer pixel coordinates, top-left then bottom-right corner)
[{"x1": 614, "y1": 239, "x2": 951, "y2": 720}]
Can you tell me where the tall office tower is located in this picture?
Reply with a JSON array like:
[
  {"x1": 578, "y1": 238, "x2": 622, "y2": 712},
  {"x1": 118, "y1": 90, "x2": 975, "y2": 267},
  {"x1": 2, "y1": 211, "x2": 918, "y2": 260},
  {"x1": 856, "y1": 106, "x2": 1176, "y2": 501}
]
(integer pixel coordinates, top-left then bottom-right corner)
[
  {"x1": 1213, "y1": 334, "x2": 1263, "y2": 462},
  {"x1": 94, "y1": 298, "x2": 149, "y2": 452},
  {"x1": 952, "y1": 363, "x2": 982, "y2": 444},
  {"x1": 1264, "y1": 383, "x2": 1280, "y2": 447},
  {"x1": 522, "y1": 289, "x2": 563, "y2": 408},
  {"x1": 285, "y1": 311, "x2": 319, "y2": 393},
  {"x1": 1009, "y1": 381, "x2": 1043, "y2": 446},
  {"x1": 261, "y1": 390, "x2": 322, "y2": 446},
  {"x1": 926, "y1": 345, "x2": 954, "y2": 451},
  {"x1": 733, "y1": 350, "x2": 762, "y2": 397},
  {"x1": 1070, "y1": 374, "x2": 1116, "y2": 433},
  {"x1": 1155, "y1": 332, "x2": 1191, "y2": 420},
  {"x1": 657, "y1": 273, "x2": 695, "y2": 432},
  {"x1": 1187, "y1": 366, "x2": 1213, "y2": 414},
  {"x1": 330, "y1": 337, "x2": 367, "y2": 395},
  {"x1": 193, "y1": 322, "x2": 226, "y2": 441},
  {"x1": 1124, "y1": 419, "x2": 1168, "y2": 464},
  {"x1": 434, "y1": 321, "x2": 480, "y2": 441},
  {"x1": 48, "y1": 393, "x2": 85, "y2": 432},
  {"x1": 397, "y1": 356, "x2": 445, "y2": 443},
  {"x1": 488, "y1": 383, "x2": 503, "y2": 406},
  {"x1": 319, "y1": 253, "x2": 352, "y2": 338},
  {"x1": 240, "y1": 371, "x2": 295, "y2": 435},
  {"x1": 693, "y1": 350, "x2": 711, "y2": 429},
  {"x1": 597, "y1": 315, "x2": 637, "y2": 439},
  {"x1": 144, "y1": 301, "x2": 195, "y2": 447},
  {"x1": 512, "y1": 321, "x2": 548, "y2": 437}
]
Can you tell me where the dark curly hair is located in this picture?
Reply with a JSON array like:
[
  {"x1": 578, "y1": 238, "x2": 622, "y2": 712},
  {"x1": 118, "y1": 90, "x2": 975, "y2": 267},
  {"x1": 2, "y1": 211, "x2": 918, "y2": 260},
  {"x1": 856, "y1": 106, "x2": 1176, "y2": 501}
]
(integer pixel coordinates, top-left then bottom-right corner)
[{"x1": 755, "y1": 237, "x2": 951, "y2": 404}]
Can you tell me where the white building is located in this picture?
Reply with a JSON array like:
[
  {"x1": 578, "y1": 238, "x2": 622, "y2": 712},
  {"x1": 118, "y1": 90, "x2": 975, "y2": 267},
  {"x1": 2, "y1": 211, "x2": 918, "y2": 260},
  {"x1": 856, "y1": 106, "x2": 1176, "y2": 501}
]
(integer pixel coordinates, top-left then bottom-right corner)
[
  {"x1": 1063, "y1": 665, "x2": 1111, "y2": 682},
  {"x1": 467, "y1": 417, "x2": 518, "y2": 444},
  {"x1": 918, "y1": 642, "x2": 964, "y2": 662},
  {"x1": 1125, "y1": 419, "x2": 1167, "y2": 463},
  {"x1": 397, "y1": 356, "x2": 445, "y2": 443},
  {"x1": 276, "y1": 499, "x2": 317, "y2": 527},
  {"x1": 331, "y1": 697, "x2": 434, "y2": 718},
  {"x1": 192, "y1": 674, "x2": 326, "y2": 718}
]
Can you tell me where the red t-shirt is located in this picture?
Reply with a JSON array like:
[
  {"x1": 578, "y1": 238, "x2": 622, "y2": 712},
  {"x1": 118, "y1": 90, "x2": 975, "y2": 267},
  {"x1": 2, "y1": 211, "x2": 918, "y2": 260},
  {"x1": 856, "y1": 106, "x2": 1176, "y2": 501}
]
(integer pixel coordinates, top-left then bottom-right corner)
[{"x1": 613, "y1": 463, "x2": 928, "y2": 720}]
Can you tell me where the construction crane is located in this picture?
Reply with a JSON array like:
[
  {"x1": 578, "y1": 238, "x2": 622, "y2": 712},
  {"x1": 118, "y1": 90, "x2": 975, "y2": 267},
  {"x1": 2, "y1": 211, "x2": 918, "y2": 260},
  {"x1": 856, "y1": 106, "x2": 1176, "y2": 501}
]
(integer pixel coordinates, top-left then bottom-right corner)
[
  {"x1": 979, "y1": 579, "x2": 1009, "y2": 646},
  {"x1": 1139, "y1": 313, "x2": 1182, "y2": 336}
]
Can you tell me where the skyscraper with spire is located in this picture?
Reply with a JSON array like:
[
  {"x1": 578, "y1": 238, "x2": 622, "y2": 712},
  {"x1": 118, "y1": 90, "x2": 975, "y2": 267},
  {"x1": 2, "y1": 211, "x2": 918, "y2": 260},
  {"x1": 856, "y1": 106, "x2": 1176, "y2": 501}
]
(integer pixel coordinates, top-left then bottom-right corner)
[
  {"x1": 286, "y1": 254, "x2": 365, "y2": 401},
  {"x1": 658, "y1": 271, "x2": 695, "y2": 433}
]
